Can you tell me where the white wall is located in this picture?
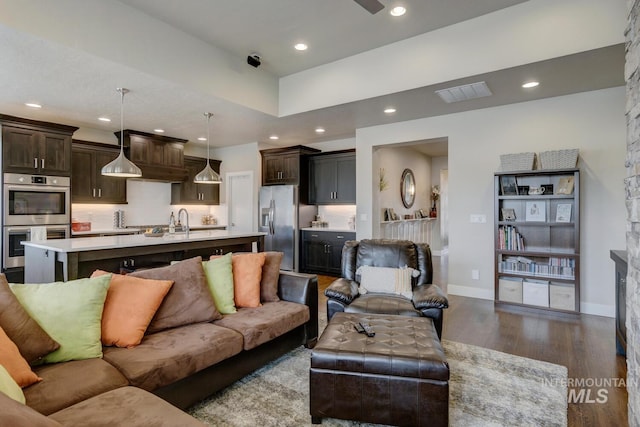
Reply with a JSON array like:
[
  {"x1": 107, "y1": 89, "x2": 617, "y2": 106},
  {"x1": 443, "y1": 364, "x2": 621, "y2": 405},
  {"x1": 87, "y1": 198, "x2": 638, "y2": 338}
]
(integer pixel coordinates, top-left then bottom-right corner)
[
  {"x1": 431, "y1": 156, "x2": 449, "y2": 252},
  {"x1": 356, "y1": 87, "x2": 627, "y2": 317}
]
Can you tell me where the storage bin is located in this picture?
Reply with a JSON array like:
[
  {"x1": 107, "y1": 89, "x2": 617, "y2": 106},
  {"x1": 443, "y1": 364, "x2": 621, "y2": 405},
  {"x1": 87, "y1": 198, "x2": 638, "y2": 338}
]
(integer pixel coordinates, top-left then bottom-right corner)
[
  {"x1": 523, "y1": 279, "x2": 549, "y2": 307},
  {"x1": 549, "y1": 283, "x2": 575, "y2": 311},
  {"x1": 498, "y1": 277, "x2": 523, "y2": 303},
  {"x1": 500, "y1": 152, "x2": 536, "y2": 171},
  {"x1": 538, "y1": 149, "x2": 578, "y2": 169}
]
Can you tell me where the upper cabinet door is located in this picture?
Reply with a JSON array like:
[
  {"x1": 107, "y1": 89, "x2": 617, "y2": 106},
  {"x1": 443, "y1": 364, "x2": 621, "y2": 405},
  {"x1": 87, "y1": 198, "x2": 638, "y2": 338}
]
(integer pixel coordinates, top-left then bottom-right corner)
[
  {"x1": 309, "y1": 152, "x2": 356, "y2": 205},
  {"x1": 39, "y1": 131, "x2": 71, "y2": 175},
  {"x1": 2, "y1": 125, "x2": 73, "y2": 176},
  {"x1": 260, "y1": 146, "x2": 320, "y2": 187}
]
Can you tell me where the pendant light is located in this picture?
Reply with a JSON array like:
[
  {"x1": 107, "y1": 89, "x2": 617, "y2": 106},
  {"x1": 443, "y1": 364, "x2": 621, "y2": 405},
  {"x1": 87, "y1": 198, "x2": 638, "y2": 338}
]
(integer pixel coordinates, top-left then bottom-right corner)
[
  {"x1": 101, "y1": 88, "x2": 142, "y2": 178},
  {"x1": 194, "y1": 112, "x2": 222, "y2": 184}
]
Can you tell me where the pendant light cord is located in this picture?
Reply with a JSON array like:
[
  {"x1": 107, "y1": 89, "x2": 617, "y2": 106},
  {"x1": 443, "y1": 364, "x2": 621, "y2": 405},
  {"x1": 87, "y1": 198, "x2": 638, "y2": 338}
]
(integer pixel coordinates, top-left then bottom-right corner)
[{"x1": 205, "y1": 112, "x2": 213, "y2": 166}]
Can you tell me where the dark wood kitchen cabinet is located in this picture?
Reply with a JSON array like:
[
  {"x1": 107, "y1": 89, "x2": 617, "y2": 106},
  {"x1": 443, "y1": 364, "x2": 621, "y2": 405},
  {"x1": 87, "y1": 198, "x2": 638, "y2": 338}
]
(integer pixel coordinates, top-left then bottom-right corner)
[
  {"x1": 301, "y1": 230, "x2": 355, "y2": 276},
  {"x1": 71, "y1": 141, "x2": 127, "y2": 204},
  {"x1": 309, "y1": 151, "x2": 356, "y2": 204},
  {"x1": 1, "y1": 114, "x2": 78, "y2": 176},
  {"x1": 171, "y1": 156, "x2": 221, "y2": 205},
  {"x1": 261, "y1": 145, "x2": 320, "y2": 186},
  {"x1": 119, "y1": 130, "x2": 188, "y2": 182}
]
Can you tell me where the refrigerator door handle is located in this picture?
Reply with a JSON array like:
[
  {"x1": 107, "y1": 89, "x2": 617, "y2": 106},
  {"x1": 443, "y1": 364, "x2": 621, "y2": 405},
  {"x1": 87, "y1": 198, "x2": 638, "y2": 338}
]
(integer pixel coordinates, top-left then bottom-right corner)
[{"x1": 269, "y1": 199, "x2": 275, "y2": 235}]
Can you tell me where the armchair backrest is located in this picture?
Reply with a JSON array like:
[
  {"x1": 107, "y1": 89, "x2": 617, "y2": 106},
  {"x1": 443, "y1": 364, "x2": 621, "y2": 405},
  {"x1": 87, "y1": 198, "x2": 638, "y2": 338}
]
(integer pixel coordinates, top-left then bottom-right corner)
[{"x1": 341, "y1": 239, "x2": 433, "y2": 287}]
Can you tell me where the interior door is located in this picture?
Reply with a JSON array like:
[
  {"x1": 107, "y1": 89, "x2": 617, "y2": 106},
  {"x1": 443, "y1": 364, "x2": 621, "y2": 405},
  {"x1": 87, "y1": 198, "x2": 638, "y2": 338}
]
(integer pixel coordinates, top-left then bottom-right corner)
[{"x1": 227, "y1": 171, "x2": 254, "y2": 233}]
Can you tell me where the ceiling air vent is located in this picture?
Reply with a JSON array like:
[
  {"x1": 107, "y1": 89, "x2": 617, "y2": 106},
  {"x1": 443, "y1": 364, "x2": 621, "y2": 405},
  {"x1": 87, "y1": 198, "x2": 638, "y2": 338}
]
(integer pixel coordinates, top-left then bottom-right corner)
[{"x1": 435, "y1": 81, "x2": 492, "y2": 103}]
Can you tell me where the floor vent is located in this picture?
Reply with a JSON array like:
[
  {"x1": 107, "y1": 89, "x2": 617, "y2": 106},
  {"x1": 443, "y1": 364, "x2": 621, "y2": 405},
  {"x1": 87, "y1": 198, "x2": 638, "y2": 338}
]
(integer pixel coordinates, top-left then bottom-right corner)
[{"x1": 435, "y1": 81, "x2": 492, "y2": 103}]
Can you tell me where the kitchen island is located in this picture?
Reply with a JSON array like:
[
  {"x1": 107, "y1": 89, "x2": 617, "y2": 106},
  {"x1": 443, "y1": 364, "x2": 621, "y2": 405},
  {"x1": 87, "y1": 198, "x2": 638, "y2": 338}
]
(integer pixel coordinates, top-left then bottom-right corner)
[{"x1": 23, "y1": 230, "x2": 265, "y2": 283}]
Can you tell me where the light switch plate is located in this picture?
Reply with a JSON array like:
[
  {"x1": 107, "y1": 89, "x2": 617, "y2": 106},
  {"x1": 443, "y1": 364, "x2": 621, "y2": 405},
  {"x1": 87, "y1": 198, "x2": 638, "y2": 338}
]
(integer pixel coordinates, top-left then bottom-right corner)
[{"x1": 470, "y1": 214, "x2": 487, "y2": 223}]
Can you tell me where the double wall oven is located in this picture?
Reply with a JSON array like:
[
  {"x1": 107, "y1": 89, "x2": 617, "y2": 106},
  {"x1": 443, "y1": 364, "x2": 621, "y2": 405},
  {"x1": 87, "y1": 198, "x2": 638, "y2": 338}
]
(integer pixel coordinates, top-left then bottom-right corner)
[{"x1": 2, "y1": 173, "x2": 70, "y2": 272}]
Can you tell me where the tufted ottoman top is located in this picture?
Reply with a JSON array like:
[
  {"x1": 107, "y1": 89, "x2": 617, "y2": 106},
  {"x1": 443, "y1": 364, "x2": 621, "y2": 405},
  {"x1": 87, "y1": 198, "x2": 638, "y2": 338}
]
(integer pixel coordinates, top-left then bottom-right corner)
[{"x1": 312, "y1": 312, "x2": 449, "y2": 381}]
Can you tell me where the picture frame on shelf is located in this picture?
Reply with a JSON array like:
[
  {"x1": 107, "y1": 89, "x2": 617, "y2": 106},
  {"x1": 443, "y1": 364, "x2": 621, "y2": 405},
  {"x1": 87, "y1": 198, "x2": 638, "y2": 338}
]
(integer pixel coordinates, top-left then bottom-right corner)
[
  {"x1": 500, "y1": 175, "x2": 518, "y2": 195},
  {"x1": 517, "y1": 185, "x2": 529, "y2": 195},
  {"x1": 556, "y1": 204, "x2": 572, "y2": 223},
  {"x1": 556, "y1": 177, "x2": 575, "y2": 195},
  {"x1": 525, "y1": 201, "x2": 546, "y2": 222},
  {"x1": 542, "y1": 184, "x2": 554, "y2": 195},
  {"x1": 501, "y1": 208, "x2": 516, "y2": 221}
]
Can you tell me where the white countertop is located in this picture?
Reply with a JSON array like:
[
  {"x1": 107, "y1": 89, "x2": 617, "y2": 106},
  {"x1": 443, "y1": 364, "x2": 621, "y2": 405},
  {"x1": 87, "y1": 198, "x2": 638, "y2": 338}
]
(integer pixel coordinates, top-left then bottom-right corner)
[
  {"x1": 23, "y1": 230, "x2": 265, "y2": 253},
  {"x1": 300, "y1": 227, "x2": 356, "y2": 233},
  {"x1": 71, "y1": 224, "x2": 227, "y2": 236}
]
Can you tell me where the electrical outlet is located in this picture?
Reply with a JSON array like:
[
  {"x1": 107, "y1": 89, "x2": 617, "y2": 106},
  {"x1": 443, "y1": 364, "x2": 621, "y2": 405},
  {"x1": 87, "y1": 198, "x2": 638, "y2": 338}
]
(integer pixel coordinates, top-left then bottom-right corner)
[{"x1": 472, "y1": 269, "x2": 480, "y2": 280}]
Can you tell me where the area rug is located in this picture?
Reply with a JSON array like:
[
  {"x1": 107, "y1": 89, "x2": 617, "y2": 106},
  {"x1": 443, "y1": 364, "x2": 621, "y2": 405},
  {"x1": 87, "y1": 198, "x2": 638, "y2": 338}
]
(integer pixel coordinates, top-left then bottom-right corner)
[{"x1": 188, "y1": 341, "x2": 567, "y2": 427}]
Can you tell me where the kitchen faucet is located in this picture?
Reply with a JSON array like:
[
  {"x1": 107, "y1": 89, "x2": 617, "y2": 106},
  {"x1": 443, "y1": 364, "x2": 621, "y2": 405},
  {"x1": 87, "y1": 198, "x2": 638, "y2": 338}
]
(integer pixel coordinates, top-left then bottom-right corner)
[{"x1": 178, "y1": 208, "x2": 189, "y2": 238}]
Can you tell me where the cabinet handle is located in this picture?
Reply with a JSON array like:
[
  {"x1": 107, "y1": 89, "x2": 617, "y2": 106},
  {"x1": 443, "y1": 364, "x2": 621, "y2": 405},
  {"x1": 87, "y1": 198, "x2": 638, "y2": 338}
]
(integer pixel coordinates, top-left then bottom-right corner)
[
  {"x1": 34, "y1": 158, "x2": 38, "y2": 168},
  {"x1": 98, "y1": 188, "x2": 102, "y2": 198},
  {"x1": 336, "y1": 235, "x2": 344, "y2": 239},
  {"x1": 311, "y1": 234, "x2": 319, "y2": 237},
  {"x1": 41, "y1": 158, "x2": 45, "y2": 169},
  {"x1": 92, "y1": 188, "x2": 96, "y2": 198}
]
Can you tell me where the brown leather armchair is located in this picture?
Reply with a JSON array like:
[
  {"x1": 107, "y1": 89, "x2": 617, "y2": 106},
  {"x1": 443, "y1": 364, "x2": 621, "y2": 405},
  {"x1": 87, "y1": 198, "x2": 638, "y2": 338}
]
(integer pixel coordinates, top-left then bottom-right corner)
[{"x1": 324, "y1": 239, "x2": 448, "y2": 338}]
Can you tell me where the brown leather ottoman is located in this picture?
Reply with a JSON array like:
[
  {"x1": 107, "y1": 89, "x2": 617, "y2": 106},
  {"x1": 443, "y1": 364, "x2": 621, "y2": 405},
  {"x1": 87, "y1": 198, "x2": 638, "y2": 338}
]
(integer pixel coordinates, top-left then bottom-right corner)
[{"x1": 310, "y1": 312, "x2": 449, "y2": 426}]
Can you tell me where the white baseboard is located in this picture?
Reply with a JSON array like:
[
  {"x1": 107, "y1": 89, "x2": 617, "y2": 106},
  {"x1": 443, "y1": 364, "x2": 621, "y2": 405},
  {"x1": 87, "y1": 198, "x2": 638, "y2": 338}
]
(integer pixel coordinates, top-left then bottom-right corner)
[
  {"x1": 447, "y1": 284, "x2": 493, "y2": 300},
  {"x1": 447, "y1": 284, "x2": 615, "y2": 318},
  {"x1": 580, "y1": 302, "x2": 615, "y2": 318}
]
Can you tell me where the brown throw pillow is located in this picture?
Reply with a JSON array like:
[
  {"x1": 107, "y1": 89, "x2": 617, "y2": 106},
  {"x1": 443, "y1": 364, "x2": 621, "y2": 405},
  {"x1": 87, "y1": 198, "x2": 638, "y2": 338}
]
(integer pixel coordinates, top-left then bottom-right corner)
[
  {"x1": 130, "y1": 257, "x2": 221, "y2": 333},
  {"x1": 260, "y1": 252, "x2": 283, "y2": 302},
  {"x1": 0, "y1": 274, "x2": 59, "y2": 365},
  {"x1": 0, "y1": 326, "x2": 42, "y2": 388}
]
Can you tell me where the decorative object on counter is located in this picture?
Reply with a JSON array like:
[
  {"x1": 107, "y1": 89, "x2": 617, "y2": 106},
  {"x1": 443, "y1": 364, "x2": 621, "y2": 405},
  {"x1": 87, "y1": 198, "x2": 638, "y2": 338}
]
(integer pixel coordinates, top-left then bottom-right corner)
[
  {"x1": 144, "y1": 227, "x2": 165, "y2": 237},
  {"x1": 383, "y1": 207, "x2": 399, "y2": 221},
  {"x1": 430, "y1": 185, "x2": 440, "y2": 218},
  {"x1": 169, "y1": 212, "x2": 176, "y2": 234},
  {"x1": 200, "y1": 215, "x2": 217, "y2": 225},
  {"x1": 379, "y1": 168, "x2": 388, "y2": 191},
  {"x1": 71, "y1": 221, "x2": 91, "y2": 232},
  {"x1": 193, "y1": 113, "x2": 222, "y2": 184},
  {"x1": 101, "y1": 88, "x2": 142, "y2": 178},
  {"x1": 113, "y1": 210, "x2": 125, "y2": 229},
  {"x1": 348, "y1": 215, "x2": 356, "y2": 230},
  {"x1": 400, "y1": 168, "x2": 416, "y2": 208},
  {"x1": 310, "y1": 221, "x2": 329, "y2": 228}
]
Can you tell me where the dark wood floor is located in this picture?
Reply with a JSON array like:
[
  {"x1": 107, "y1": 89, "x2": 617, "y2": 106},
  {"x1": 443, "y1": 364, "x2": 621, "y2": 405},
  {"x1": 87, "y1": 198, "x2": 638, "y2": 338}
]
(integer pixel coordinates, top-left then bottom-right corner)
[{"x1": 316, "y1": 255, "x2": 628, "y2": 427}]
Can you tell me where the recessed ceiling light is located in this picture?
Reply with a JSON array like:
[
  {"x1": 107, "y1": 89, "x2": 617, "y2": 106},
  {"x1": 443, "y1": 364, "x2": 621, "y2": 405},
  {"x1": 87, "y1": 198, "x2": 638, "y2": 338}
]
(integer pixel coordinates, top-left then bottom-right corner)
[
  {"x1": 390, "y1": 6, "x2": 406, "y2": 17},
  {"x1": 197, "y1": 137, "x2": 207, "y2": 141},
  {"x1": 269, "y1": 135, "x2": 279, "y2": 140},
  {"x1": 294, "y1": 43, "x2": 308, "y2": 51},
  {"x1": 315, "y1": 127, "x2": 325, "y2": 134},
  {"x1": 25, "y1": 103, "x2": 42, "y2": 109},
  {"x1": 384, "y1": 107, "x2": 397, "y2": 114},
  {"x1": 154, "y1": 129, "x2": 165, "y2": 133},
  {"x1": 522, "y1": 81, "x2": 540, "y2": 88},
  {"x1": 98, "y1": 117, "x2": 111, "y2": 122}
]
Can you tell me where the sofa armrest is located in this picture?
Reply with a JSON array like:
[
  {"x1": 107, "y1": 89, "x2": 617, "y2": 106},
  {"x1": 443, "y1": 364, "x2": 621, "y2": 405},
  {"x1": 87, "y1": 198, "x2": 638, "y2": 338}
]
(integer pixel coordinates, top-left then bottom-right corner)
[
  {"x1": 412, "y1": 284, "x2": 449, "y2": 310},
  {"x1": 324, "y1": 278, "x2": 359, "y2": 305},
  {"x1": 277, "y1": 271, "x2": 318, "y2": 347}
]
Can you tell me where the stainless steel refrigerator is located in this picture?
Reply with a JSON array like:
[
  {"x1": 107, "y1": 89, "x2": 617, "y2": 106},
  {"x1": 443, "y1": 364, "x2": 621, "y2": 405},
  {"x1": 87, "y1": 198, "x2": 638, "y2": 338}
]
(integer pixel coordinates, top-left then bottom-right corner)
[{"x1": 258, "y1": 185, "x2": 315, "y2": 271}]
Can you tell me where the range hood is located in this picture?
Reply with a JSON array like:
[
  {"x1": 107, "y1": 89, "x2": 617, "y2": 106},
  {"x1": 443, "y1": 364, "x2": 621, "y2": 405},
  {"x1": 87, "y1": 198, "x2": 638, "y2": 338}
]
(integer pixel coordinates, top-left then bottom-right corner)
[{"x1": 116, "y1": 129, "x2": 188, "y2": 182}]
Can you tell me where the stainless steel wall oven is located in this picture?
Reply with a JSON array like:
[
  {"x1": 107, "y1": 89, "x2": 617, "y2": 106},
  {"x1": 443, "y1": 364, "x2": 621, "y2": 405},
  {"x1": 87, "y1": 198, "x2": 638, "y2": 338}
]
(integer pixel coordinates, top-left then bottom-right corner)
[{"x1": 2, "y1": 173, "x2": 70, "y2": 270}]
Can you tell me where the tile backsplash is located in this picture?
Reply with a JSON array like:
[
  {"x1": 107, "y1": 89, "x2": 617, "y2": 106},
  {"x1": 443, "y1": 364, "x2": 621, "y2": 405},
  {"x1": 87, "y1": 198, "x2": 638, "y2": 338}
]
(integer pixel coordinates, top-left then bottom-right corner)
[
  {"x1": 72, "y1": 180, "x2": 226, "y2": 229},
  {"x1": 317, "y1": 205, "x2": 356, "y2": 230}
]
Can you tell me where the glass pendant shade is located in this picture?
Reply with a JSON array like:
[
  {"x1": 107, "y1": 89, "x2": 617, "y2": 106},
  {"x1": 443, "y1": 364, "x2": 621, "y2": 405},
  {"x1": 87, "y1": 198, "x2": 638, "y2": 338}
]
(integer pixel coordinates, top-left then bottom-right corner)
[
  {"x1": 101, "y1": 88, "x2": 142, "y2": 178},
  {"x1": 194, "y1": 112, "x2": 222, "y2": 184}
]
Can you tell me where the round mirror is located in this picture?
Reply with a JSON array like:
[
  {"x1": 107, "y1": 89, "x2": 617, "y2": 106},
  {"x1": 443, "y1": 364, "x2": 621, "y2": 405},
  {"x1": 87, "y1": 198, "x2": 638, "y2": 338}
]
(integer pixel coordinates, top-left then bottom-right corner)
[{"x1": 401, "y1": 168, "x2": 416, "y2": 208}]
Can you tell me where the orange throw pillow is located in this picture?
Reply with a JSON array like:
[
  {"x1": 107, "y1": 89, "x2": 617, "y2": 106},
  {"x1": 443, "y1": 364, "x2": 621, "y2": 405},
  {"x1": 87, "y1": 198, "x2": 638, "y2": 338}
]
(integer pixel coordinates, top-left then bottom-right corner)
[
  {"x1": 91, "y1": 270, "x2": 173, "y2": 348},
  {"x1": 231, "y1": 253, "x2": 266, "y2": 308},
  {"x1": 0, "y1": 326, "x2": 41, "y2": 388}
]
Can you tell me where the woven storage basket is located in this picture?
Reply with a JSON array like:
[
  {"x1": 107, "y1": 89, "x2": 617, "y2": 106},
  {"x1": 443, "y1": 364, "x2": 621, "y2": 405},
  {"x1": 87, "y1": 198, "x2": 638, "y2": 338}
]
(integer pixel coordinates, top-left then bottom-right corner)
[
  {"x1": 538, "y1": 149, "x2": 578, "y2": 169},
  {"x1": 500, "y1": 152, "x2": 535, "y2": 171}
]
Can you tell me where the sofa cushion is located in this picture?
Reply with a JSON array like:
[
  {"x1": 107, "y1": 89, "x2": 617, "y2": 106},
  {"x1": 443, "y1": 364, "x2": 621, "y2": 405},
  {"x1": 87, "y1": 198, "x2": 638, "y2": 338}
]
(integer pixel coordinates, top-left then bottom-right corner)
[
  {"x1": 203, "y1": 253, "x2": 236, "y2": 314},
  {"x1": 0, "y1": 391, "x2": 61, "y2": 427},
  {"x1": 0, "y1": 364, "x2": 26, "y2": 403},
  {"x1": 131, "y1": 256, "x2": 221, "y2": 333},
  {"x1": 26, "y1": 358, "x2": 129, "y2": 416},
  {"x1": 91, "y1": 270, "x2": 174, "y2": 348},
  {"x1": 103, "y1": 322, "x2": 243, "y2": 391},
  {"x1": 0, "y1": 326, "x2": 41, "y2": 388},
  {"x1": 49, "y1": 387, "x2": 207, "y2": 427},
  {"x1": 0, "y1": 274, "x2": 59, "y2": 365},
  {"x1": 260, "y1": 251, "x2": 283, "y2": 302},
  {"x1": 10, "y1": 275, "x2": 111, "y2": 364},
  {"x1": 214, "y1": 301, "x2": 310, "y2": 350},
  {"x1": 345, "y1": 293, "x2": 422, "y2": 317},
  {"x1": 231, "y1": 252, "x2": 266, "y2": 308}
]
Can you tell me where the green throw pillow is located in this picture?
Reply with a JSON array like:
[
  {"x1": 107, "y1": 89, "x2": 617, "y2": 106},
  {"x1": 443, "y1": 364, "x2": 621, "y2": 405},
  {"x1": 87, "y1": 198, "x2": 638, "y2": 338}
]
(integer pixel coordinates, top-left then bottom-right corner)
[
  {"x1": 0, "y1": 364, "x2": 25, "y2": 403},
  {"x1": 203, "y1": 253, "x2": 236, "y2": 314},
  {"x1": 10, "y1": 275, "x2": 111, "y2": 364}
]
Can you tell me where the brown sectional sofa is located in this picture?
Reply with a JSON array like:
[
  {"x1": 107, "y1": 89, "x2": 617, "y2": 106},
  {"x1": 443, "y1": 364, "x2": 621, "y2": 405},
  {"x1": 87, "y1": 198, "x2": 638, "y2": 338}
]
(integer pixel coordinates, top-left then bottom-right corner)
[{"x1": 1, "y1": 257, "x2": 319, "y2": 426}]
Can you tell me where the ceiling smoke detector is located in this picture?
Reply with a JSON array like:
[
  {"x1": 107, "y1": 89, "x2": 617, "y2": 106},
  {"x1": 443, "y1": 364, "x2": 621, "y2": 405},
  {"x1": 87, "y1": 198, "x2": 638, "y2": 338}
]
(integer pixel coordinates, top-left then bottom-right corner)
[{"x1": 435, "y1": 81, "x2": 492, "y2": 103}]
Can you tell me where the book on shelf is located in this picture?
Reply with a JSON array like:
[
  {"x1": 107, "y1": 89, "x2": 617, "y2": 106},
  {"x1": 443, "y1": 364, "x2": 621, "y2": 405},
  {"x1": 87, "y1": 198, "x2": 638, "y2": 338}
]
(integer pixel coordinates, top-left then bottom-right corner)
[
  {"x1": 498, "y1": 256, "x2": 575, "y2": 279},
  {"x1": 498, "y1": 225, "x2": 524, "y2": 251}
]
